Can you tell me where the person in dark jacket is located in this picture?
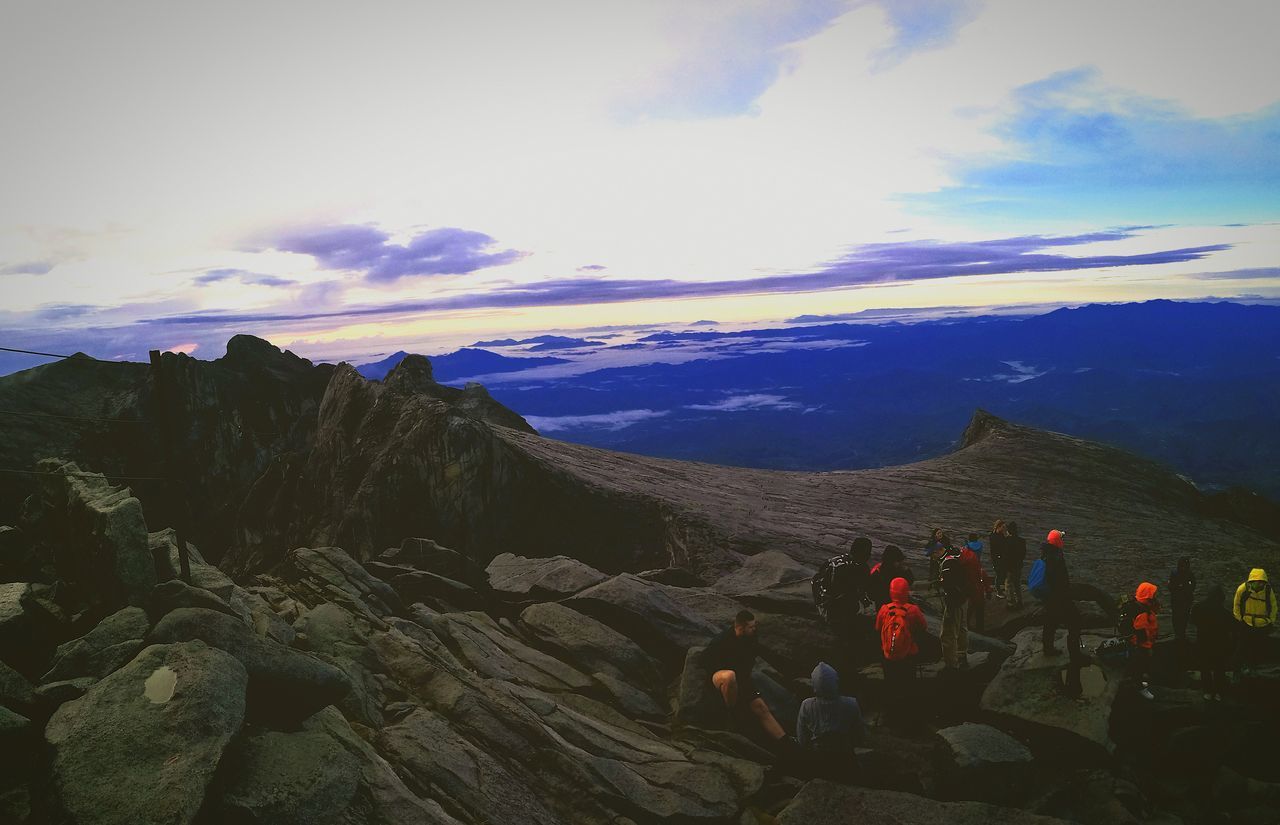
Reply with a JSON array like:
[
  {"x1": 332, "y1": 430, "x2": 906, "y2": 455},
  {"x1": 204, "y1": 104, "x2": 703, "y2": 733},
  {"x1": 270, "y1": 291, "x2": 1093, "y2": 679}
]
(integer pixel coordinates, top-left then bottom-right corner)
[
  {"x1": 1191, "y1": 585, "x2": 1234, "y2": 701},
  {"x1": 965, "y1": 533, "x2": 991, "y2": 633},
  {"x1": 796, "y1": 661, "x2": 863, "y2": 779},
  {"x1": 868, "y1": 544, "x2": 914, "y2": 607},
  {"x1": 1004, "y1": 522, "x2": 1028, "y2": 609},
  {"x1": 1040, "y1": 529, "x2": 1083, "y2": 659},
  {"x1": 813, "y1": 537, "x2": 875, "y2": 666},
  {"x1": 939, "y1": 540, "x2": 981, "y2": 669},
  {"x1": 708, "y1": 610, "x2": 786, "y2": 741},
  {"x1": 1169, "y1": 557, "x2": 1195, "y2": 645},
  {"x1": 989, "y1": 519, "x2": 1009, "y2": 598}
]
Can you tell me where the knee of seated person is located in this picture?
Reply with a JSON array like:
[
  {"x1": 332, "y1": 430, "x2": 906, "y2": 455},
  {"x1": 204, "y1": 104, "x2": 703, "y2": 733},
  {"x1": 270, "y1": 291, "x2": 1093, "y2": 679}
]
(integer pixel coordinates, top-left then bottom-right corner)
[{"x1": 711, "y1": 670, "x2": 736, "y2": 688}]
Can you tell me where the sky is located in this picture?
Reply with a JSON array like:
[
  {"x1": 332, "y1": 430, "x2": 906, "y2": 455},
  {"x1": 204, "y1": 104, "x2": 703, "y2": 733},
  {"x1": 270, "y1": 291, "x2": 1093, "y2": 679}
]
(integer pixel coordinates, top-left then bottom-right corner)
[{"x1": 1, "y1": 0, "x2": 1278, "y2": 372}]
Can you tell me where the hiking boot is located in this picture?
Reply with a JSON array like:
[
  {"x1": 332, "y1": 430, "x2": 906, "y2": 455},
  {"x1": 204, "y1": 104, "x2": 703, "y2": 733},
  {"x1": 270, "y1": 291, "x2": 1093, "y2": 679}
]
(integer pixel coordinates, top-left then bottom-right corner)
[
  {"x1": 1140, "y1": 687, "x2": 1154, "y2": 700},
  {"x1": 1214, "y1": 693, "x2": 1224, "y2": 701},
  {"x1": 1203, "y1": 693, "x2": 1213, "y2": 701}
]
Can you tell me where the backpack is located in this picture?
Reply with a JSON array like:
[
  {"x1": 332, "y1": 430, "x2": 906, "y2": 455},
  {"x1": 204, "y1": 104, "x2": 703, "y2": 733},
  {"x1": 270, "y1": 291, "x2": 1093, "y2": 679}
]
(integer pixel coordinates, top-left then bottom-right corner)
[
  {"x1": 813, "y1": 555, "x2": 873, "y2": 619},
  {"x1": 880, "y1": 604, "x2": 914, "y2": 661},
  {"x1": 937, "y1": 549, "x2": 967, "y2": 602},
  {"x1": 1026, "y1": 558, "x2": 1048, "y2": 600},
  {"x1": 1116, "y1": 597, "x2": 1153, "y2": 643},
  {"x1": 1237, "y1": 582, "x2": 1274, "y2": 625}
]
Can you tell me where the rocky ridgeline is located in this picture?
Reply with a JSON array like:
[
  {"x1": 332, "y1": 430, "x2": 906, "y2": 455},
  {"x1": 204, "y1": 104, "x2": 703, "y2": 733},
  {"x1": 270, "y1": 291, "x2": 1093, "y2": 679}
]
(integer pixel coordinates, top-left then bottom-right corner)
[{"x1": 1, "y1": 463, "x2": 1279, "y2": 824}]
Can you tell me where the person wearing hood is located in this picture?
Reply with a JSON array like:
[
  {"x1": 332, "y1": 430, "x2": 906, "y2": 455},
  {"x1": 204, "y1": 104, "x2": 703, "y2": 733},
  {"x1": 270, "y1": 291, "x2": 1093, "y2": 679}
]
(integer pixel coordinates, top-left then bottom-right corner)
[
  {"x1": 1040, "y1": 529, "x2": 1085, "y2": 660},
  {"x1": 1128, "y1": 582, "x2": 1160, "y2": 700},
  {"x1": 1192, "y1": 585, "x2": 1234, "y2": 700},
  {"x1": 1169, "y1": 557, "x2": 1196, "y2": 645},
  {"x1": 868, "y1": 545, "x2": 914, "y2": 607},
  {"x1": 1233, "y1": 568, "x2": 1277, "y2": 676},
  {"x1": 796, "y1": 661, "x2": 864, "y2": 777},
  {"x1": 875, "y1": 576, "x2": 928, "y2": 727}
]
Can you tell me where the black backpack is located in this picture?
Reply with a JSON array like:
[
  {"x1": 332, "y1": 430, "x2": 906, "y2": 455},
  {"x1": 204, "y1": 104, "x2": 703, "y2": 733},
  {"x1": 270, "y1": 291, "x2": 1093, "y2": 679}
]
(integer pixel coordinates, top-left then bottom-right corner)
[{"x1": 937, "y1": 548, "x2": 967, "y2": 602}]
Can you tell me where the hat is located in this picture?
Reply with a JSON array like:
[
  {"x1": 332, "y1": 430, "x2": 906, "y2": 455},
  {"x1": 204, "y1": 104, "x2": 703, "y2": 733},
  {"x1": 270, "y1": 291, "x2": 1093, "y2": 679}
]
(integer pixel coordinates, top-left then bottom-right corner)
[{"x1": 1047, "y1": 529, "x2": 1065, "y2": 548}]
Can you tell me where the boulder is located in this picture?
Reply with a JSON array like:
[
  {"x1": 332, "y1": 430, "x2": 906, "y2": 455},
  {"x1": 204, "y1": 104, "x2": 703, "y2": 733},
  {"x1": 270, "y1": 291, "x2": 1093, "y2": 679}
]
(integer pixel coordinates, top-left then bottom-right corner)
[
  {"x1": 44, "y1": 641, "x2": 248, "y2": 825},
  {"x1": 365, "y1": 564, "x2": 486, "y2": 612},
  {"x1": 147, "y1": 607, "x2": 350, "y2": 726},
  {"x1": 568, "y1": 574, "x2": 718, "y2": 662},
  {"x1": 147, "y1": 528, "x2": 209, "y2": 583},
  {"x1": 0, "y1": 582, "x2": 31, "y2": 650},
  {"x1": 486, "y1": 552, "x2": 608, "y2": 600},
  {"x1": 0, "y1": 659, "x2": 35, "y2": 716},
  {"x1": 216, "y1": 724, "x2": 361, "y2": 824},
  {"x1": 776, "y1": 780, "x2": 1074, "y2": 825},
  {"x1": 710, "y1": 551, "x2": 814, "y2": 596},
  {"x1": 419, "y1": 610, "x2": 593, "y2": 693},
  {"x1": 148, "y1": 579, "x2": 240, "y2": 621},
  {"x1": 33, "y1": 677, "x2": 95, "y2": 708},
  {"x1": 380, "y1": 537, "x2": 487, "y2": 589},
  {"x1": 27, "y1": 460, "x2": 156, "y2": 608},
  {"x1": 281, "y1": 547, "x2": 403, "y2": 620},
  {"x1": 938, "y1": 723, "x2": 1034, "y2": 769},
  {"x1": 979, "y1": 627, "x2": 1119, "y2": 757},
  {"x1": 41, "y1": 606, "x2": 150, "y2": 682}
]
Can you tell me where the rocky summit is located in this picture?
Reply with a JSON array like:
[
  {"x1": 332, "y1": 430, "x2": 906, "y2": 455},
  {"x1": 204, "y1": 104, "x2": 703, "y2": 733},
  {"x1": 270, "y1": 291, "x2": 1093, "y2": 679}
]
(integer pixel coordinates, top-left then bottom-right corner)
[{"x1": 1, "y1": 336, "x2": 1278, "y2": 824}]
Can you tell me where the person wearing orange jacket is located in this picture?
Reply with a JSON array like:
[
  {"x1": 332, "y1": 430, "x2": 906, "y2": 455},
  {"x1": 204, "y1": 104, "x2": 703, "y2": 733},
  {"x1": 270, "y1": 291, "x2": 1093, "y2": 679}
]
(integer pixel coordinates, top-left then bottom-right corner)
[
  {"x1": 1129, "y1": 582, "x2": 1160, "y2": 700},
  {"x1": 875, "y1": 577, "x2": 928, "y2": 727}
]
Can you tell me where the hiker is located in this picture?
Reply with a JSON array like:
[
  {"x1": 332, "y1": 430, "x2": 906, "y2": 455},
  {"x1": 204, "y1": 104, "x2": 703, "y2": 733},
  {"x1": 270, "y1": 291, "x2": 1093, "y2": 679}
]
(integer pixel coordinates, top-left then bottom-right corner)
[
  {"x1": 989, "y1": 519, "x2": 1009, "y2": 598},
  {"x1": 868, "y1": 544, "x2": 914, "y2": 607},
  {"x1": 1191, "y1": 585, "x2": 1233, "y2": 701},
  {"x1": 1169, "y1": 557, "x2": 1195, "y2": 645},
  {"x1": 813, "y1": 537, "x2": 876, "y2": 666},
  {"x1": 923, "y1": 528, "x2": 951, "y2": 610},
  {"x1": 1128, "y1": 582, "x2": 1160, "y2": 700},
  {"x1": 875, "y1": 576, "x2": 927, "y2": 726},
  {"x1": 1037, "y1": 529, "x2": 1084, "y2": 659},
  {"x1": 796, "y1": 661, "x2": 864, "y2": 779},
  {"x1": 1233, "y1": 568, "x2": 1276, "y2": 676},
  {"x1": 938, "y1": 537, "x2": 980, "y2": 669},
  {"x1": 965, "y1": 533, "x2": 991, "y2": 633},
  {"x1": 708, "y1": 610, "x2": 787, "y2": 742},
  {"x1": 1003, "y1": 522, "x2": 1027, "y2": 609}
]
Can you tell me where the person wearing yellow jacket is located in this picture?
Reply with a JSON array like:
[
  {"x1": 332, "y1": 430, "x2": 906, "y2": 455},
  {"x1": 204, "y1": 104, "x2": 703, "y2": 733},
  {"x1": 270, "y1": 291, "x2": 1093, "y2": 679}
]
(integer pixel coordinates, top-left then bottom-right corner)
[{"x1": 1233, "y1": 568, "x2": 1276, "y2": 676}]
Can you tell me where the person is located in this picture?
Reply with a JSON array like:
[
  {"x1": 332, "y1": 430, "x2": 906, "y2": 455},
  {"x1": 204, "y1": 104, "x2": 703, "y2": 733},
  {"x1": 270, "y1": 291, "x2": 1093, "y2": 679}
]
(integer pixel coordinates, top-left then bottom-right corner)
[
  {"x1": 1128, "y1": 582, "x2": 1160, "y2": 700},
  {"x1": 1004, "y1": 522, "x2": 1028, "y2": 610},
  {"x1": 868, "y1": 544, "x2": 914, "y2": 607},
  {"x1": 1233, "y1": 568, "x2": 1276, "y2": 676},
  {"x1": 965, "y1": 533, "x2": 991, "y2": 633},
  {"x1": 923, "y1": 528, "x2": 947, "y2": 605},
  {"x1": 989, "y1": 519, "x2": 1009, "y2": 598},
  {"x1": 707, "y1": 610, "x2": 788, "y2": 742},
  {"x1": 796, "y1": 661, "x2": 864, "y2": 778},
  {"x1": 813, "y1": 537, "x2": 875, "y2": 665},
  {"x1": 938, "y1": 537, "x2": 980, "y2": 669},
  {"x1": 1040, "y1": 529, "x2": 1083, "y2": 659},
  {"x1": 1191, "y1": 585, "x2": 1233, "y2": 701},
  {"x1": 875, "y1": 576, "x2": 928, "y2": 727},
  {"x1": 1169, "y1": 557, "x2": 1195, "y2": 645}
]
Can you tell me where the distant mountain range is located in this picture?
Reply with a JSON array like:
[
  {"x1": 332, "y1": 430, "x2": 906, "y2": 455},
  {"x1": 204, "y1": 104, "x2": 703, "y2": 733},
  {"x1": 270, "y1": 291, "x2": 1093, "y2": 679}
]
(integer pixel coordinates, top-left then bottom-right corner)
[
  {"x1": 392, "y1": 300, "x2": 1280, "y2": 499},
  {"x1": 357, "y1": 347, "x2": 567, "y2": 382}
]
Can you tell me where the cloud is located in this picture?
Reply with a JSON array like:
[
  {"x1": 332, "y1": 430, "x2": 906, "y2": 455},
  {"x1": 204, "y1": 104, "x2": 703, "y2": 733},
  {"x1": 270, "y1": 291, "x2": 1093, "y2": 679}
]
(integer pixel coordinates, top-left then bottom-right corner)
[
  {"x1": 915, "y1": 69, "x2": 1280, "y2": 223},
  {"x1": 0, "y1": 260, "x2": 55, "y2": 276},
  {"x1": 523, "y1": 409, "x2": 669, "y2": 433},
  {"x1": 194, "y1": 268, "x2": 298, "y2": 287},
  {"x1": 869, "y1": 0, "x2": 983, "y2": 67},
  {"x1": 253, "y1": 224, "x2": 527, "y2": 283},
  {"x1": 136, "y1": 229, "x2": 1231, "y2": 330},
  {"x1": 687, "y1": 394, "x2": 803, "y2": 411},
  {"x1": 577, "y1": 264, "x2": 607, "y2": 272},
  {"x1": 1189, "y1": 267, "x2": 1280, "y2": 281}
]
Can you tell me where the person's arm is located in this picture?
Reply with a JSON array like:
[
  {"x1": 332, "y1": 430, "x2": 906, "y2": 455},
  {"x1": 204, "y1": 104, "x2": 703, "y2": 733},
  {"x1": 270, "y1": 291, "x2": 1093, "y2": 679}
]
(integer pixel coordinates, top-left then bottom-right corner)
[
  {"x1": 796, "y1": 700, "x2": 813, "y2": 748},
  {"x1": 1270, "y1": 585, "x2": 1278, "y2": 624},
  {"x1": 1134, "y1": 611, "x2": 1155, "y2": 646},
  {"x1": 1233, "y1": 586, "x2": 1245, "y2": 621}
]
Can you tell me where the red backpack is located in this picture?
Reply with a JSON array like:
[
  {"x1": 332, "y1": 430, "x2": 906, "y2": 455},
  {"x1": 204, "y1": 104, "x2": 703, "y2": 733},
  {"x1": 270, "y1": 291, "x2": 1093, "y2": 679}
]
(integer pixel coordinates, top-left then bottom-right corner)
[{"x1": 880, "y1": 604, "x2": 914, "y2": 661}]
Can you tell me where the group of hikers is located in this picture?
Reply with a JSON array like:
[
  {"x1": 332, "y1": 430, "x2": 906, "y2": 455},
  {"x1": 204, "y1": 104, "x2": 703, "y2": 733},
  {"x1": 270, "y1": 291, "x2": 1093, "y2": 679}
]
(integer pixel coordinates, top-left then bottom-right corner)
[{"x1": 701, "y1": 522, "x2": 1277, "y2": 769}]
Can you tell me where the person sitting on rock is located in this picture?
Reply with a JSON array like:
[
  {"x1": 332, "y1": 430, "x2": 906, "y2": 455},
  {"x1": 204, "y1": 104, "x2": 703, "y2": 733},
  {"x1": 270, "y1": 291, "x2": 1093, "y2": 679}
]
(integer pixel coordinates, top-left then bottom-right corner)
[
  {"x1": 708, "y1": 610, "x2": 787, "y2": 742},
  {"x1": 1040, "y1": 529, "x2": 1084, "y2": 660},
  {"x1": 1128, "y1": 581, "x2": 1160, "y2": 700},
  {"x1": 1191, "y1": 585, "x2": 1233, "y2": 701},
  {"x1": 875, "y1": 576, "x2": 928, "y2": 726},
  {"x1": 868, "y1": 544, "x2": 914, "y2": 607},
  {"x1": 1003, "y1": 522, "x2": 1027, "y2": 609},
  {"x1": 1233, "y1": 568, "x2": 1276, "y2": 677},
  {"x1": 796, "y1": 661, "x2": 864, "y2": 779}
]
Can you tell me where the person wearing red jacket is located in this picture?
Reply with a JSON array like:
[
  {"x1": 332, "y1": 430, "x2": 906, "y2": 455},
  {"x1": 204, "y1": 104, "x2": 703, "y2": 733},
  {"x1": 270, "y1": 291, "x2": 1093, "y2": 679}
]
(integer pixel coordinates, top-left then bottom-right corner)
[
  {"x1": 875, "y1": 577, "x2": 928, "y2": 727},
  {"x1": 1129, "y1": 582, "x2": 1160, "y2": 700}
]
